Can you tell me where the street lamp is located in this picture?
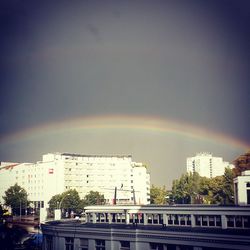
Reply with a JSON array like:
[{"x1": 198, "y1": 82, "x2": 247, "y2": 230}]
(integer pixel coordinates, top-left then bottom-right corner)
[
  {"x1": 19, "y1": 199, "x2": 21, "y2": 221},
  {"x1": 59, "y1": 193, "x2": 70, "y2": 217},
  {"x1": 18, "y1": 189, "x2": 23, "y2": 221},
  {"x1": 165, "y1": 195, "x2": 169, "y2": 205}
]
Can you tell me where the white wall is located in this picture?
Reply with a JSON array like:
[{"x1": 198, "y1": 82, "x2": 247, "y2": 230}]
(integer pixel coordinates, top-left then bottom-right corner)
[{"x1": 234, "y1": 170, "x2": 250, "y2": 205}]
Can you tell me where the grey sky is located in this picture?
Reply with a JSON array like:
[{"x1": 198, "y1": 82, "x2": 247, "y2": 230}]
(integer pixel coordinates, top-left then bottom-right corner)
[{"x1": 0, "y1": 0, "x2": 249, "y2": 187}]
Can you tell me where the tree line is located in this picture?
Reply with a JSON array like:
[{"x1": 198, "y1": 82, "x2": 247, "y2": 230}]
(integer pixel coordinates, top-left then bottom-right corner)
[
  {"x1": 48, "y1": 189, "x2": 104, "y2": 216},
  {"x1": 1, "y1": 183, "x2": 104, "y2": 217},
  {"x1": 151, "y1": 167, "x2": 234, "y2": 205}
]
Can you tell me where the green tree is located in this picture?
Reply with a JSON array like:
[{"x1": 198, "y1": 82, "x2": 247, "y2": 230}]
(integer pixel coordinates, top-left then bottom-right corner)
[
  {"x1": 199, "y1": 169, "x2": 234, "y2": 205},
  {"x1": 208, "y1": 176, "x2": 225, "y2": 204},
  {"x1": 83, "y1": 191, "x2": 105, "y2": 206},
  {"x1": 172, "y1": 168, "x2": 235, "y2": 205},
  {"x1": 48, "y1": 190, "x2": 104, "y2": 217},
  {"x1": 48, "y1": 189, "x2": 82, "y2": 215},
  {"x1": 199, "y1": 176, "x2": 214, "y2": 204},
  {"x1": 150, "y1": 185, "x2": 168, "y2": 204},
  {"x1": 2, "y1": 183, "x2": 29, "y2": 215},
  {"x1": 48, "y1": 194, "x2": 62, "y2": 214},
  {"x1": 171, "y1": 172, "x2": 201, "y2": 204},
  {"x1": 61, "y1": 189, "x2": 81, "y2": 213},
  {"x1": 221, "y1": 167, "x2": 234, "y2": 204}
]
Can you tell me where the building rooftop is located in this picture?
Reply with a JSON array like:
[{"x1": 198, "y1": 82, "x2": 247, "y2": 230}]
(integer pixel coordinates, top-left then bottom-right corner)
[{"x1": 61, "y1": 153, "x2": 133, "y2": 158}]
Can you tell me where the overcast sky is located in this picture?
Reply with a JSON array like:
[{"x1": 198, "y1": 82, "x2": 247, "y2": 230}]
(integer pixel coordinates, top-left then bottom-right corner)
[{"x1": 0, "y1": 0, "x2": 249, "y2": 187}]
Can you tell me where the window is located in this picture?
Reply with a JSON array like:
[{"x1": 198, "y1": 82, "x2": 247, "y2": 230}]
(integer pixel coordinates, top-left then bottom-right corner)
[
  {"x1": 120, "y1": 241, "x2": 130, "y2": 250},
  {"x1": 80, "y1": 238, "x2": 88, "y2": 250},
  {"x1": 95, "y1": 239, "x2": 105, "y2": 250},
  {"x1": 65, "y1": 237, "x2": 74, "y2": 250},
  {"x1": 150, "y1": 243, "x2": 163, "y2": 250},
  {"x1": 247, "y1": 190, "x2": 250, "y2": 205}
]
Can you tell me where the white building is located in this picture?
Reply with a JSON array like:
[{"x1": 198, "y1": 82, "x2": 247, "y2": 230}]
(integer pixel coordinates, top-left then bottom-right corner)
[
  {"x1": 234, "y1": 170, "x2": 250, "y2": 206},
  {"x1": 0, "y1": 153, "x2": 150, "y2": 210},
  {"x1": 42, "y1": 205, "x2": 250, "y2": 250},
  {"x1": 187, "y1": 152, "x2": 233, "y2": 178}
]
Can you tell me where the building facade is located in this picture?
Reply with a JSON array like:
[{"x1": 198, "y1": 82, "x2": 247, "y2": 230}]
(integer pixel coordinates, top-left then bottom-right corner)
[
  {"x1": 0, "y1": 153, "x2": 150, "y2": 210},
  {"x1": 41, "y1": 205, "x2": 250, "y2": 250},
  {"x1": 234, "y1": 170, "x2": 250, "y2": 206},
  {"x1": 187, "y1": 152, "x2": 233, "y2": 178}
]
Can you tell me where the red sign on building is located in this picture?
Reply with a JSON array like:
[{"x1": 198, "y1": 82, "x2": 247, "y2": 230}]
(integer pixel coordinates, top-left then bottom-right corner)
[{"x1": 48, "y1": 168, "x2": 54, "y2": 174}]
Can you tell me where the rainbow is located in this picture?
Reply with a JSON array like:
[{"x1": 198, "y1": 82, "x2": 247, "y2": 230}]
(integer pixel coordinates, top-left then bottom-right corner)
[{"x1": 1, "y1": 114, "x2": 249, "y2": 150}]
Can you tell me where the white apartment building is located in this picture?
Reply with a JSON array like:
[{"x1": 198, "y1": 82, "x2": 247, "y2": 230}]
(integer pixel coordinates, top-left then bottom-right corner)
[
  {"x1": 187, "y1": 152, "x2": 234, "y2": 178},
  {"x1": 0, "y1": 153, "x2": 150, "y2": 210}
]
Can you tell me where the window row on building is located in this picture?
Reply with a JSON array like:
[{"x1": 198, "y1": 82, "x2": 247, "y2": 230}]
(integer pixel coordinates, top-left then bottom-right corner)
[
  {"x1": 44, "y1": 236, "x2": 202, "y2": 250},
  {"x1": 84, "y1": 205, "x2": 250, "y2": 230}
]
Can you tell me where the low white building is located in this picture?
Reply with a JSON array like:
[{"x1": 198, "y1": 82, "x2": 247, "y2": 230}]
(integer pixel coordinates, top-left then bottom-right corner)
[
  {"x1": 234, "y1": 170, "x2": 250, "y2": 206},
  {"x1": 42, "y1": 205, "x2": 250, "y2": 250},
  {"x1": 0, "y1": 153, "x2": 150, "y2": 210},
  {"x1": 187, "y1": 152, "x2": 233, "y2": 178}
]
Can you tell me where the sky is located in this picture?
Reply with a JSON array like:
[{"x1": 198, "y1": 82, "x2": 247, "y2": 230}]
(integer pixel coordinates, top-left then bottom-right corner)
[{"x1": 0, "y1": 0, "x2": 249, "y2": 188}]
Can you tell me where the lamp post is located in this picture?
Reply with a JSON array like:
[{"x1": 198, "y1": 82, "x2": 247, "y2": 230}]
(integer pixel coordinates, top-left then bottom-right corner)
[
  {"x1": 165, "y1": 195, "x2": 169, "y2": 205},
  {"x1": 59, "y1": 193, "x2": 70, "y2": 218},
  {"x1": 18, "y1": 189, "x2": 23, "y2": 221},
  {"x1": 19, "y1": 199, "x2": 22, "y2": 221}
]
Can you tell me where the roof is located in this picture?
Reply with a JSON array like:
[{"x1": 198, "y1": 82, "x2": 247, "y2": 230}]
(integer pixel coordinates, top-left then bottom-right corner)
[{"x1": 61, "y1": 153, "x2": 132, "y2": 158}]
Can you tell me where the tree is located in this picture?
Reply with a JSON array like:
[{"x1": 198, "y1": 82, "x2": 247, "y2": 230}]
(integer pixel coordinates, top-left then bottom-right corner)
[
  {"x1": 233, "y1": 151, "x2": 250, "y2": 176},
  {"x1": 2, "y1": 184, "x2": 29, "y2": 215},
  {"x1": 83, "y1": 191, "x2": 105, "y2": 206},
  {"x1": 208, "y1": 176, "x2": 225, "y2": 204},
  {"x1": 48, "y1": 190, "x2": 104, "y2": 217},
  {"x1": 48, "y1": 189, "x2": 82, "y2": 216},
  {"x1": 199, "y1": 176, "x2": 214, "y2": 204},
  {"x1": 171, "y1": 172, "x2": 201, "y2": 204},
  {"x1": 199, "y1": 168, "x2": 234, "y2": 205},
  {"x1": 150, "y1": 185, "x2": 168, "y2": 204},
  {"x1": 48, "y1": 194, "x2": 62, "y2": 214},
  {"x1": 61, "y1": 189, "x2": 81, "y2": 213},
  {"x1": 221, "y1": 167, "x2": 234, "y2": 204},
  {"x1": 171, "y1": 168, "x2": 235, "y2": 205}
]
